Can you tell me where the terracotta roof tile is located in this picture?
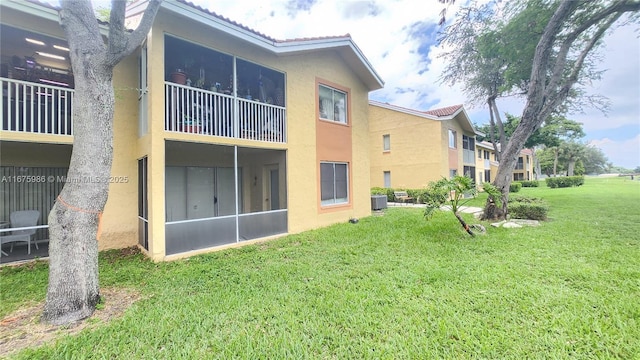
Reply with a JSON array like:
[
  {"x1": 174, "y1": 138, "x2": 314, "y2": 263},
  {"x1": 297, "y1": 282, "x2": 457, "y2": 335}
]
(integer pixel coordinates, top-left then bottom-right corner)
[
  {"x1": 276, "y1": 34, "x2": 352, "y2": 43},
  {"x1": 176, "y1": 0, "x2": 351, "y2": 44},
  {"x1": 422, "y1": 104, "x2": 463, "y2": 117},
  {"x1": 177, "y1": 0, "x2": 278, "y2": 41}
]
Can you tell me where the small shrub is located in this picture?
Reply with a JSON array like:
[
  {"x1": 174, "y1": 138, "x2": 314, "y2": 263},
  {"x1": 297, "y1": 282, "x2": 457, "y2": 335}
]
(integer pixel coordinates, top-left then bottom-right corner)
[
  {"x1": 509, "y1": 182, "x2": 522, "y2": 193},
  {"x1": 508, "y1": 195, "x2": 548, "y2": 220},
  {"x1": 545, "y1": 176, "x2": 585, "y2": 188},
  {"x1": 371, "y1": 187, "x2": 395, "y2": 202},
  {"x1": 520, "y1": 180, "x2": 539, "y2": 187},
  {"x1": 406, "y1": 189, "x2": 421, "y2": 202}
]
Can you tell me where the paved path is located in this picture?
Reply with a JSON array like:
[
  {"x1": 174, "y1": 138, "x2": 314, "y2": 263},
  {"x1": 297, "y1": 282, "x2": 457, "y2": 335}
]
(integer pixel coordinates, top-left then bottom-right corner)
[{"x1": 388, "y1": 202, "x2": 483, "y2": 215}]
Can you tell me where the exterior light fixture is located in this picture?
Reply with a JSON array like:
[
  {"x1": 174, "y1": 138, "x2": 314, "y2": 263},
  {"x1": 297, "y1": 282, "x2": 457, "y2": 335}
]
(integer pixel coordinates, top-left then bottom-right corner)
[
  {"x1": 36, "y1": 51, "x2": 65, "y2": 61},
  {"x1": 26, "y1": 38, "x2": 45, "y2": 46}
]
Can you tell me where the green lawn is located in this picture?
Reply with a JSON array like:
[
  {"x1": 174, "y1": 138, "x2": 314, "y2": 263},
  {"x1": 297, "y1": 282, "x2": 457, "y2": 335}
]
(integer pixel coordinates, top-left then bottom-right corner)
[{"x1": 2, "y1": 176, "x2": 639, "y2": 359}]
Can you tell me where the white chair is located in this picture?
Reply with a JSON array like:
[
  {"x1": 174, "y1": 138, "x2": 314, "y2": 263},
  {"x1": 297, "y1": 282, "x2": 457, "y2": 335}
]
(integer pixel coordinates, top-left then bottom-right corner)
[{"x1": 0, "y1": 210, "x2": 40, "y2": 255}]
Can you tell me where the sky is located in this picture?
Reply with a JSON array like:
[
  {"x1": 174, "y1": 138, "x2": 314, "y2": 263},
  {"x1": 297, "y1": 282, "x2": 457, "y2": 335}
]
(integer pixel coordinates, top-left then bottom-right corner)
[{"x1": 183, "y1": 0, "x2": 639, "y2": 169}]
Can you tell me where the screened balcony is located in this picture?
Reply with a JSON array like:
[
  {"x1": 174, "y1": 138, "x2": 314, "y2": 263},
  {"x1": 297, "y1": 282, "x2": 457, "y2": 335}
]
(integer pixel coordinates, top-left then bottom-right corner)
[
  {"x1": 164, "y1": 142, "x2": 288, "y2": 255},
  {"x1": 163, "y1": 35, "x2": 286, "y2": 143},
  {"x1": 1, "y1": 24, "x2": 74, "y2": 137}
]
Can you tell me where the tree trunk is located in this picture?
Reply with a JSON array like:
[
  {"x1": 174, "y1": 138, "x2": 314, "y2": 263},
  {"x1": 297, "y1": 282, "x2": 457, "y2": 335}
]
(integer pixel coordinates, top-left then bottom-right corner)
[
  {"x1": 567, "y1": 159, "x2": 576, "y2": 176},
  {"x1": 489, "y1": 114, "x2": 541, "y2": 217},
  {"x1": 553, "y1": 148, "x2": 559, "y2": 177},
  {"x1": 454, "y1": 212, "x2": 474, "y2": 237},
  {"x1": 38, "y1": 0, "x2": 161, "y2": 326},
  {"x1": 532, "y1": 147, "x2": 541, "y2": 180},
  {"x1": 42, "y1": 65, "x2": 114, "y2": 325}
]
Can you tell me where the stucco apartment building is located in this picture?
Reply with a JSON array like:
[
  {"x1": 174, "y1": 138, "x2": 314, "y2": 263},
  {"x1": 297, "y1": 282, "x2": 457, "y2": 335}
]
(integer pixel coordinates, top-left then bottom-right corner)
[
  {"x1": 476, "y1": 141, "x2": 534, "y2": 183},
  {"x1": 369, "y1": 101, "x2": 534, "y2": 189},
  {"x1": 369, "y1": 100, "x2": 481, "y2": 189},
  {"x1": 0, "y1": 0, "x2": 383, "y2": 263}
]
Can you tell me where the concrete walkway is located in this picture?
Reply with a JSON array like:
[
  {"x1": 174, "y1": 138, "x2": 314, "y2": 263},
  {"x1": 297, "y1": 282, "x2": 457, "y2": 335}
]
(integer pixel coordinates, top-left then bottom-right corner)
[{"x1": 388, "y1": 202, "x2": 483, "y2": 216}]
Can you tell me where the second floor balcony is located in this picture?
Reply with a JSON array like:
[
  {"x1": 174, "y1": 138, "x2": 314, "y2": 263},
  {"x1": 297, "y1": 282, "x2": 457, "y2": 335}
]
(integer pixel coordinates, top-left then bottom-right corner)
[
  {"x1": 161, "y1": 35, "x2": 287, "y2": 144},
  {"x1": 1, "y1": 77, "x2": 73, "y2": 136},
  {"x1": 165, "y1": 82, "x2": 286, "y2": 143}
]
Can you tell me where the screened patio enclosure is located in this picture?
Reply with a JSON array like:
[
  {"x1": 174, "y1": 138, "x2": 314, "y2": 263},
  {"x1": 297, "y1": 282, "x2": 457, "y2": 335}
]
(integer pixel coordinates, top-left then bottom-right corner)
[
  {"x1": 0, "y1": 142, "x2": 71, "y2": 263},
  {"x1": 165, "y1": 141, "x2": 287, "y2": 255},
  {"x1": 164, "y1": 35, "x2": 286, "y2": 143}
]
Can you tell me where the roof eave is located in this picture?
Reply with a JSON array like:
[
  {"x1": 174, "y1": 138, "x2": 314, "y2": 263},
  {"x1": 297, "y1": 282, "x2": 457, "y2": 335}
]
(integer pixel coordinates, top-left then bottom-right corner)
[
  {"x1": 154, "y1": 1, "x2": 383, "y2": 91},
  {"x1": 276, "y1": 38, "x2": 383, "y2": 90}
]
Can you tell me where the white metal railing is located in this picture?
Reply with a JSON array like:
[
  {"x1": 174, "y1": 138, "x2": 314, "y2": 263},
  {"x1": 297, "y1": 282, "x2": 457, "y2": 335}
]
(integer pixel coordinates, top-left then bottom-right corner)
[
  {"x1": 0, "y1": 225, "x2": 49, "y2": 257},
  {"x1": 165, "y1": 82, "x2": 286, "y2": 143},
  {"x1": 1, "y1": 77, "x2": 74, "y2": 135}
]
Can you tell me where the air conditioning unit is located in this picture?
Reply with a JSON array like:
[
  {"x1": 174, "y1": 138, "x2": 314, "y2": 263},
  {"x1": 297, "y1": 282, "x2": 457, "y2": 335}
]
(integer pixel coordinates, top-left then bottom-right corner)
[{"x1": 371, "y1": 195, "x2": 387, "y2": 210}]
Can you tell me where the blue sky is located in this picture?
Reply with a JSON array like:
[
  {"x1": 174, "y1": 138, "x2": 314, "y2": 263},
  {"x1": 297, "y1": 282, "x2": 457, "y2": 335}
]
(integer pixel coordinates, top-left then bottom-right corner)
[
  {"x1": 192, "y1": 0, "x2": 639, "y2": 169},
  {"x1": 51, "y1": 0, "x2": 619, "y2": 168}
]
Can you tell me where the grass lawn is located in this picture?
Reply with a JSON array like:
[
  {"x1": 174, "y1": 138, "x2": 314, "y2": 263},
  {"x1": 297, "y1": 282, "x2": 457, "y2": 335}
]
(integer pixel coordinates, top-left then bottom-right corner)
[{"x1": 1, "y1": 176, "x2": 639, "y2": 359}]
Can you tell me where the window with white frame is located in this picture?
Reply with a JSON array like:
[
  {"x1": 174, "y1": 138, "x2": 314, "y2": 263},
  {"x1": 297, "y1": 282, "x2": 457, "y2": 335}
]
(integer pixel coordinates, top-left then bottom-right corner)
[
  {"x1": 319, "y1": 85, "x2": 347, "y2": 123},
  {"x1": 320, "y1": 162, "x2": 349, "y2": 205},
  {"x1": 383, "y1": 134, "x2": 390, "y2": 151},
  {"x1": 448, "y1": 129, "x2": 457, "y2": 148}
]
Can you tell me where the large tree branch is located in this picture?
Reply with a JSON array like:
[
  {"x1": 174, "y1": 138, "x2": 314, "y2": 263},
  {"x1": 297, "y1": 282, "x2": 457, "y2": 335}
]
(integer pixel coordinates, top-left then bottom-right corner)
[
  {"x1": 59, "y1": 1, "x2": 105, "y2": 57},
  {"x1": 540, "y1": 12, "x2": 623, "y2": 123},
  {"x1": 548, "y1": 1, "x2": 639, "y2": 98},
  {"x1": 523, "y1": 0, "x2": 579, "y2": 118},
  {"x1": 106, "y1": 0, "x2": 162, "y2": 68},
  {"x1": 564, "y1": 0, "x2": 640, "y2": 43}
]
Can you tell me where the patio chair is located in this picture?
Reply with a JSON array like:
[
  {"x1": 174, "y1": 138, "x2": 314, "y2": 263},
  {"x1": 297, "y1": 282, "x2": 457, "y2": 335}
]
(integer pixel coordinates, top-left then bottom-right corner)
[{"x1": 0, "y1": 210, "x2": 40, "y2": 255}]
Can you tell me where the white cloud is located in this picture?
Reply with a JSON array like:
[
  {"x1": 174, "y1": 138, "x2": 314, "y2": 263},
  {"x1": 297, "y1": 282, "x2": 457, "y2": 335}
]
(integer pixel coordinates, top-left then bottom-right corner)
[
  {"x1": 590, "y1": 135, "x2": 640, "y2": 169},
  {"x1": 192, "y1": 0, "x2": 639, "y2": 167}
]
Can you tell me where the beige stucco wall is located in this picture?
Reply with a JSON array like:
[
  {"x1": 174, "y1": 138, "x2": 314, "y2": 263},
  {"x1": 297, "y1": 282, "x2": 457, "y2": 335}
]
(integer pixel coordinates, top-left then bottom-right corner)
[
  {"x1": 141, "y1": 10, "x2": 374, "y2": 259},
  {"x1": 369, "y1": 105, "x2": 444, "y2": 189},
  {"x1": 98, "y1": 54, "x2": 142, "y2": 250},
  {"x1": 369, "y1": 105, "x2": 477, "y2": 189}
]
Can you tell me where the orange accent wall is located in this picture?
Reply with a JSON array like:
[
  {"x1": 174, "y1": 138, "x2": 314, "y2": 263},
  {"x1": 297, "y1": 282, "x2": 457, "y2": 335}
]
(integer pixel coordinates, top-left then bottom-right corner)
[
  {"x1": 315, "y1": 78, "x2": 353, "y2": 213},
  {"x1": 448, "y1": 147, "x2": 458, "y2": 171}
]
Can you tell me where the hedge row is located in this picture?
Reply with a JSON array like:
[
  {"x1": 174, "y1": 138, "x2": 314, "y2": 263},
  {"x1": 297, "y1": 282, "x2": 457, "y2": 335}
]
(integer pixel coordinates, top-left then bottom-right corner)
[
  {"x1": 545, "y1": 176, "x2": 584, "y2": 188},
  {"x1": 520, "y1": 180, "x2": 540, "y2": 187},
  {"x1": 509, "y1": 182, "x2": 522, "y2": 193},
  {"x1": 508, "y1": 195, "x2": 548, "y2": 220},
  {"x1": 371, "y1": 187, "x2": 433, "y2": 204}
]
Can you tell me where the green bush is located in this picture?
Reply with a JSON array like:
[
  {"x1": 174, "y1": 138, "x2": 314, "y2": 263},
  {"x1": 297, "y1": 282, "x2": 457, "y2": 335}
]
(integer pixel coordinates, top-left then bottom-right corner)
[
  {"x1": 509, "y1": 182, "x2": 522, "y2": 193},
  {"x1": 508, "y1": 195, "x2": 548, "y2": 220},
  {"x1": 520, "y1": 180, "x2": 539, "y2": 187},
  {"x1": 371, "y1": 187, "x2": 395, "y2": 202},
  {"x1": 370, "y1": 187, "x2": 446, "y2": 204},
  {"x1": 545, "y1": 176, "x2": 585, "y2": 188}
]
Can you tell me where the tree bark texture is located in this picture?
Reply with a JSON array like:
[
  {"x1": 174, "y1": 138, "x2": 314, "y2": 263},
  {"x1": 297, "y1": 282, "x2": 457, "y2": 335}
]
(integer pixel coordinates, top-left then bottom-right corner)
[
  {"x1": 42, "y1": 56, "x2": 114, "y2": 326},
  {"x1": 42, "y1": 0, "x2": 162, "y2": 325}
]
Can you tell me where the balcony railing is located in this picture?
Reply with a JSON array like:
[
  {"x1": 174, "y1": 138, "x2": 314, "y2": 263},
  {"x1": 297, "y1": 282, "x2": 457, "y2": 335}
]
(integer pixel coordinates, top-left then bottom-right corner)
[
  {"x1": 463, "y1": 149, "x2": 475, "y2": 164},
  {"x1": 165, "y1": 83, "x2": 286, "y2": 143},
  {"x1": 1, "y1": 77, "x2": 73, "y2": 136}
]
